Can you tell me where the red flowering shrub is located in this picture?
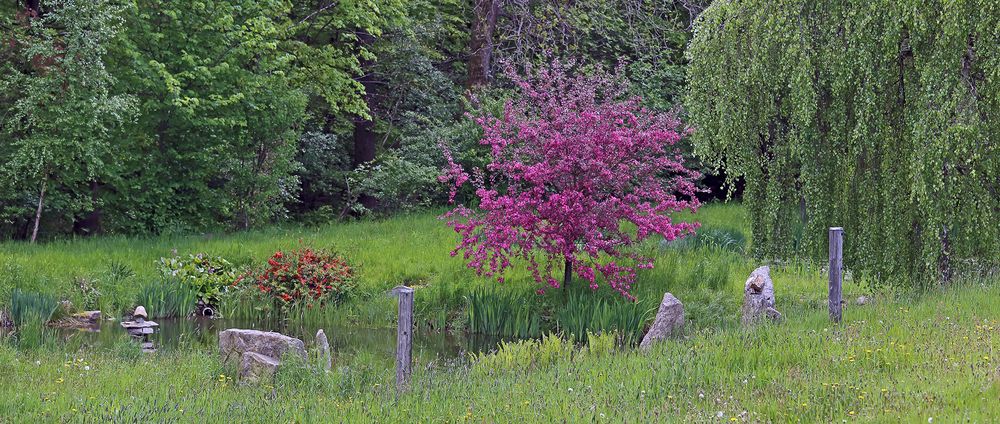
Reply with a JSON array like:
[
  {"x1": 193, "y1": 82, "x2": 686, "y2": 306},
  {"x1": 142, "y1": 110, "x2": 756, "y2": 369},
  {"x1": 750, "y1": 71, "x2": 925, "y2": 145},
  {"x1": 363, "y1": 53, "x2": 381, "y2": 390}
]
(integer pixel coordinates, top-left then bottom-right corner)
[{"x1": 246, "y1": 248, "x2": 355, "y2": 309}]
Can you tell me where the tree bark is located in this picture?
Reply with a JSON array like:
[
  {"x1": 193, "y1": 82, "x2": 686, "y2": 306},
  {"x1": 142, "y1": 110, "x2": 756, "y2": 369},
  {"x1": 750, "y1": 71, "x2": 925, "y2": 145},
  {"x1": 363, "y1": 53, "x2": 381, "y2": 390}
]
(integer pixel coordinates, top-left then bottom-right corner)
[
  {"x1": 74, "y1": 181, "x2": 104, "y2": 236},
  {"x1": 351, "y1": 31, "x2": 378, "y2": 211},
  {"x1": 563, "y1": 258, "x2": 572, "y2": 287},
  {"x1": 30, "y1": 177, "x2": 46, "y2": 243},
  {"x1": 466, "y1": 0, "x2": 499, "y2": 90},
  {"x1": 24, "y1": 0, "x2": 40, "y2": 16}
]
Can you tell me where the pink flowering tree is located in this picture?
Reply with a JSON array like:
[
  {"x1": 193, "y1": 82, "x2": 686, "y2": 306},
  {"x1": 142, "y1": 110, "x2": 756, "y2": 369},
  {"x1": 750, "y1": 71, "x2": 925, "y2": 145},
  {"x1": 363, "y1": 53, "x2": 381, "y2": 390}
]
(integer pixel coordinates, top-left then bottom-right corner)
[{"x1": 440, "y1": 60, "x2": 701, "y2": 300}]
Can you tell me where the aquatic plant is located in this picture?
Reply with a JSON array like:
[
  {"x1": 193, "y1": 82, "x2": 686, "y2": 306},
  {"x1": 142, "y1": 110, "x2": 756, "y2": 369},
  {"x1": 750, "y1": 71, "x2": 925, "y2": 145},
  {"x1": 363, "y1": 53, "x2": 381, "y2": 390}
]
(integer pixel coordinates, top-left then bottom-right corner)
[
  {"x1": 136, "y1": 280, "x2": 198, "y2": 318},
  {"x1": 466, "y1": 289, "x2": 542, "y2": 338}
]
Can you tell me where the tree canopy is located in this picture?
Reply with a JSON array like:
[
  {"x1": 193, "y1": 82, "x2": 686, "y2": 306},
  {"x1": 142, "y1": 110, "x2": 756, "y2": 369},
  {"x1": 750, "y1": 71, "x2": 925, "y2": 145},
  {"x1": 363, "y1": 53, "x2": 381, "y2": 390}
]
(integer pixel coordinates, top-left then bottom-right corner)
[{"x1": 687, "y1": 0, "x2": 1000, "y2": 286}]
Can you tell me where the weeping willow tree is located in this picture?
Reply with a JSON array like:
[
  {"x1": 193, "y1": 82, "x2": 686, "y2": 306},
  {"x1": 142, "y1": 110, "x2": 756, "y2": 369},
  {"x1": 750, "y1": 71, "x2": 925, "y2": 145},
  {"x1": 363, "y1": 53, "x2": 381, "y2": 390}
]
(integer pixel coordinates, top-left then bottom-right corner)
[{"x1": 686, "y1": 1, "x2": 1000, "y2": 287}]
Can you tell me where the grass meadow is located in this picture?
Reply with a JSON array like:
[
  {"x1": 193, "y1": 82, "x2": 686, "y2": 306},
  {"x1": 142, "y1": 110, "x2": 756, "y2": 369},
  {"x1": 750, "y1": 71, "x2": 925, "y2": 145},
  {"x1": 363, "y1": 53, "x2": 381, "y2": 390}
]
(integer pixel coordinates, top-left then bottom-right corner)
[{"x1": 1, "y1": 203, "x2": 998, "y2": 422}]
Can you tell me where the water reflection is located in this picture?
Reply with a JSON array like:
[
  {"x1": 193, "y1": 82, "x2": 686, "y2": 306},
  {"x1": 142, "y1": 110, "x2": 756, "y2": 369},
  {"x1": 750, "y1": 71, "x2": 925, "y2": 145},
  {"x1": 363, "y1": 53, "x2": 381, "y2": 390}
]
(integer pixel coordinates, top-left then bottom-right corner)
[{"x1": 53, "y1": 318, "x2": 506, "y2": 364}]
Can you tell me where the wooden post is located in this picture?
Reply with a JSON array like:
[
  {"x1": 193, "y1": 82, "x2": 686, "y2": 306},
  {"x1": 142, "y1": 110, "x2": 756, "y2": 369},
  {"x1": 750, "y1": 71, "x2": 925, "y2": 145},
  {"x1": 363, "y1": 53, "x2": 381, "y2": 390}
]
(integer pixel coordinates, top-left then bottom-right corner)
[
  {"x1": 829, "y1": 227, "x2": 844, "y2": 323},
  {"x1": 392, "y1": 286, "x2": 414, "y2": 391}
]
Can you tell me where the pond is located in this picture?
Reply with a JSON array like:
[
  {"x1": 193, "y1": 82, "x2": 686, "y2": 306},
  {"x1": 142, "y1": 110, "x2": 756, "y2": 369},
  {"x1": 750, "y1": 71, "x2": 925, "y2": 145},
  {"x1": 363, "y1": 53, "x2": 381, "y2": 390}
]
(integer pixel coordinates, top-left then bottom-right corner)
[{"x1": 48, "y1": 318, "x2": 506, "y2": 365}]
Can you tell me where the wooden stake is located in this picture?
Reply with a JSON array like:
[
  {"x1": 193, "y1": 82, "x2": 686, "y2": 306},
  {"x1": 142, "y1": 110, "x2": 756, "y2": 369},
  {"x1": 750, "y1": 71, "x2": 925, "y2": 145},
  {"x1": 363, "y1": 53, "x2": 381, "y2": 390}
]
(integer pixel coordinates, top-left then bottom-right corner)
[
  {"x1": 829, "y1": 227, "x2": 844, "y2": 323},
  {"x1": 392, "y1": 286, "x2": 414, "y2": 391}
]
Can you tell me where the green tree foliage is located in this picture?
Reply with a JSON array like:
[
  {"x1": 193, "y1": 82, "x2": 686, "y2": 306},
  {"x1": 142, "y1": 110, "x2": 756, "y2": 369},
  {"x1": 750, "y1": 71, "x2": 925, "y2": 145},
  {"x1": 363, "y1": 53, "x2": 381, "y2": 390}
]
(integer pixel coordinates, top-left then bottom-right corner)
[
  {"x1": 0, "y1": 0, "x2": 135, "y2": 241},
  {"x1": 687, "y1": 0, "x2": 1000, "y2": 286},
  {"x1": 496, "y1": 0, "x2": 694, "y2": 109},
  {"x1": 344, "y1": 0, "x2": 474, "y2": 214},
  {"x1": 104, "y1": 0, "x2": 307, "y2": 233}
]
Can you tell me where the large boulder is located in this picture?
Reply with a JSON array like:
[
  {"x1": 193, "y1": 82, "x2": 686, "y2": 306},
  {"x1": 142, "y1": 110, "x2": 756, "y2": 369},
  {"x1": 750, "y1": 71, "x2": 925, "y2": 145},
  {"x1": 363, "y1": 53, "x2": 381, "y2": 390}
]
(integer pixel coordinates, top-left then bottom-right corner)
[
  {"x1": 240, "y1": 352, "x2": 280, "y2": 384},
  {"x1": 640, "y1": 293, "x2": 685, "y2": 349},
  {"x1": 742, "y1": 266, "x2": 783, "y2": 325},
  {"x1": 219, "y1": 329, "x2": 306, "y2": 364}
]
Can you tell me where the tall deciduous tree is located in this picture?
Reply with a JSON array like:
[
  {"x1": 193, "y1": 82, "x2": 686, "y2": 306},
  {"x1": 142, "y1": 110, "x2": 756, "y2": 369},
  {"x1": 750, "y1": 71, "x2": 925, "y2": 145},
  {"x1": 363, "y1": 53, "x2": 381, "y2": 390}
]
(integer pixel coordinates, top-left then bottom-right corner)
[
  {"x1": 0, "y1": 0, "x2": 134, "y2": 242},
  {"x1": 108, "y1": 0, "x2": 306, "y2": 232},
  {"x1": 441, "y1": 60, "x2": 701, "y2": 299},
  {"x1": 687, "y1": 0, "x2": 1000, "y2": 286},
  {"x1": 467, "y1": 0, "x2": 499, "y2": 89}
]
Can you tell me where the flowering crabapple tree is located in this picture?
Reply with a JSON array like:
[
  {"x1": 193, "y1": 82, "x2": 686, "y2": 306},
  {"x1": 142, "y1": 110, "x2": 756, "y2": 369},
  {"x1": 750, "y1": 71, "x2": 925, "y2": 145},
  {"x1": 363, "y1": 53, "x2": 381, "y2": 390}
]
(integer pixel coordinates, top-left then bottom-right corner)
[{"x1": 440, "y1": 60, "x2": 702, "y2": 300}]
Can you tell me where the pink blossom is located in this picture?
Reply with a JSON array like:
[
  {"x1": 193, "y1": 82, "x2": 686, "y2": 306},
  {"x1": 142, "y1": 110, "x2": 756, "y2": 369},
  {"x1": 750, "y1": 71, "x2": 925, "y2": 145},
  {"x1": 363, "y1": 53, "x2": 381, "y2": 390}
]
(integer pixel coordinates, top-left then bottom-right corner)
[{"x1": 441, "y1": 59, "x2": 701, "y2": 299}]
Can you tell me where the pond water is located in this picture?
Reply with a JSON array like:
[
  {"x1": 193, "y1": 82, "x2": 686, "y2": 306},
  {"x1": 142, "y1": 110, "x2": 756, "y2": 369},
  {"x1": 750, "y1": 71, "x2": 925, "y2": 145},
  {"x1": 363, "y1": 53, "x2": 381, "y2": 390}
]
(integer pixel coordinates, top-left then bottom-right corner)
[{"x1": 50, "y1": 318, "x2": 505, "y2": 365}]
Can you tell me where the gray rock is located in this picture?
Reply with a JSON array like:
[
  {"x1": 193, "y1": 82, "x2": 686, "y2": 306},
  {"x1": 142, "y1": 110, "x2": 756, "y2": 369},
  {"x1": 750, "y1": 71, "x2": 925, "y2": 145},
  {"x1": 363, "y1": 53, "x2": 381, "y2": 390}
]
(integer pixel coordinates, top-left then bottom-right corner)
[
  {"x1": 219, "y1": 329, "x2": 306, "y2": 364},
  {"x1": 240, "y1": 352, "x2": 279, "y2": 384},
  {"x1": 315, "y1": 329, "x2": 331, "y2": 372},
  {"x1": 74, "y1": 310, "x2": 102, "y2": 323},
  {"x1": 640, "y1": 293, "x2": 685, "y2": 349},
  {"x1": 742, "y1": 266, "x2": 783, "y2": 325}
]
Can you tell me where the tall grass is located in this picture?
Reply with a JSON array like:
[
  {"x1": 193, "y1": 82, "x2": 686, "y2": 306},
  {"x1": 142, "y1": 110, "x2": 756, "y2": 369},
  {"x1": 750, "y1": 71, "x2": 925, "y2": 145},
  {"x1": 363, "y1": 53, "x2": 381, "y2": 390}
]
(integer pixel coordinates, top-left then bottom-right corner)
[
  {"x1": 555, "y1": 292, "x2": 654, "y2": 345},
  {"x1": 8, "y1": 289, "x2": 58, "y2": 348},
  {"x1": 2, "y1": 279, "x2": 998, "y2": 421},
  {"x1": 466, "y1": 289, "x2": 542, "y2": 338},
  {"x1": 9, "y1": 289, "x2": 58, "y2": 326},
  {"x1": 136, "y1": 280, "x2": 198, "y2": 318}
]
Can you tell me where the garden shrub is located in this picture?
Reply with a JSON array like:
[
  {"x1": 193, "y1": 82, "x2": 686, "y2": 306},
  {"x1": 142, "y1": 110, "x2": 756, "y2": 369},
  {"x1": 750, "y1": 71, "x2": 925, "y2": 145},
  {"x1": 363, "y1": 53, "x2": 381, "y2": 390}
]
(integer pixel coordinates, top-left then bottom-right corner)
[
  {"x1": 244, "y1": 248, "x2": 355, "y2": 311},
  {"x1": 157, "y1": 254, "x2": 238, "y2": 307}
]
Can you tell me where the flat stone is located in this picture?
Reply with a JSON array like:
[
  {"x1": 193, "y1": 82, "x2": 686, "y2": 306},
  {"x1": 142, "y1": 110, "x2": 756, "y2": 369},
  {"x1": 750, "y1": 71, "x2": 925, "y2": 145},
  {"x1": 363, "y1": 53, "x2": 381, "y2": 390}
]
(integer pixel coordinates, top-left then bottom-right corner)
[
  {"x1": 742, "y1": 266, "x2": 783, "y2": 325},
  {"x1": 120, "y1": 320, "x2": 159, "y2": 329},
  {"x1": 219, "y1": 329, "x2": 306, "y2": 364},
  {"x1": 316, "y1": 329, "x2": 331, "y2": 372},
  {"x1": 640, "y1": 293, "x2": 685, "y2": 349},
  {"x1": 240, "y1": 352, "x2": 279, "y2": 384},
  {"x1": 74, "y1": 311, "x2": 102, "y2": 323},
  {"x1": 50, "y1": 311, "x2": 103, "y2": 330}
]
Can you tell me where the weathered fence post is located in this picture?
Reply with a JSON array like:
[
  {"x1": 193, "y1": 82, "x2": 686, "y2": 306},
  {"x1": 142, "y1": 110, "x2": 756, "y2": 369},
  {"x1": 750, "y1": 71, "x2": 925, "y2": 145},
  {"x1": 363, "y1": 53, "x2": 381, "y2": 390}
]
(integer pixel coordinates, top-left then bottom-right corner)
[
  {"x1": 829, "y1": 227, "x2": 844, "y2": 323},
  {"x1": 392, "y1": 285, "x2": 414, "y2": 391}
]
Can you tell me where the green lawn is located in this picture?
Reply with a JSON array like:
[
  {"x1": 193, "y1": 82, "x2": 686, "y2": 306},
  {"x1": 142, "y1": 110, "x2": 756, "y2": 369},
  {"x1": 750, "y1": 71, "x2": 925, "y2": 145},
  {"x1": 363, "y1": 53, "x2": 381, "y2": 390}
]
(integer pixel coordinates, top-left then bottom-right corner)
[{"x1": 1, "y1": 203, "x2": 997, "y2": 422}]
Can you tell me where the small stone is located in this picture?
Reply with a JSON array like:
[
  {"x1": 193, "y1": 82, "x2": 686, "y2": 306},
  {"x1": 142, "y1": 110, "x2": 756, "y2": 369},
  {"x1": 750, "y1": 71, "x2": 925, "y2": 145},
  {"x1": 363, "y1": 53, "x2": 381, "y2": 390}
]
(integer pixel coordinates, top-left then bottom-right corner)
[
  {"x1": 74, "y1": 310, "x2": 102, "y2": 322},
  {"x1": 133, "y1": 306, "x2": 148, "y2": 319},
  {"x1": 315, "y1": 329, "x2": 331, "y2": 372},
  {"x1": 856, "y1": 296, "x2": 870, "y2": 306},
  {"x1": 640, "y1": 293, "x2": 685, "y2": 349},
  {"x1": 240, "y1": 352, "x2": 279, "y2": 384},
  {"x1": 219, "y1": 329, "x2": 306, "y2": 364},
  {"x1": 742, "y1": 266, "x2": 783, "y2": 325}
]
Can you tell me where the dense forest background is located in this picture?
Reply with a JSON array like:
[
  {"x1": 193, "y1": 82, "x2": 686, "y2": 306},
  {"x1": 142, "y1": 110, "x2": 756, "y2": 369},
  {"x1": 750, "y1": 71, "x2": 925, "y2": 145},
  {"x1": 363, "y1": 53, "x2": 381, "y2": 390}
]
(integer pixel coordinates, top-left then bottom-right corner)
[{"x1": 0, "y1": 0, "x2": 712, "y2": 241}]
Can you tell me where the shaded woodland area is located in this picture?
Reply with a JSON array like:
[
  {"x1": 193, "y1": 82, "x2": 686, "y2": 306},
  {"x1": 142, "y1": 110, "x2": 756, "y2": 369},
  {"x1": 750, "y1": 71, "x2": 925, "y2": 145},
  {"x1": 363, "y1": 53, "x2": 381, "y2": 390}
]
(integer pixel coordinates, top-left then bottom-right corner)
[{"x1": 0, "y1": 0, "x2": 711, "y2": 240}]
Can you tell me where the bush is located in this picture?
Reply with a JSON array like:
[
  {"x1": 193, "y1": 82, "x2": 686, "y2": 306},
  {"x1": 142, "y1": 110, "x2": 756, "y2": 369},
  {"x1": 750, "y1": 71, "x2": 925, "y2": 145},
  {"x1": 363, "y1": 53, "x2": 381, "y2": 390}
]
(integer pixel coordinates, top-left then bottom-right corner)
[
  {"x1": 157, "y1": 254, "x2": 238, "y2": 306},
  {"x1": 245, "y1": 248, "x2": 355, "y2": 311}
]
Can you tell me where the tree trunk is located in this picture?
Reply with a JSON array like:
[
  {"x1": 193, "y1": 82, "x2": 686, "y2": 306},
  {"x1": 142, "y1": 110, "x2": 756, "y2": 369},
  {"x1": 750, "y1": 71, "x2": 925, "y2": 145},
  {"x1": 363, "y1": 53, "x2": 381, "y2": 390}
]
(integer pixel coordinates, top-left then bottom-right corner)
[
  {"x1": 466, "y1": 0, "x2": 499, "y2": 90},
  {"x1": 30, "y1": 177, "x2": 46, "y2": 243},
  {"x1": 73, "y1": 181, "x2": 103, "y2": 236},
  {"x1": 24, "y1": 0, "x2": 40, "y2": 16},
  {"x1": 563, "y1": 258, "x2": 572, "y2": 294},
  {"x1": 939, "y1": 223, "x2": 952, "y2": 285},
  {"x1": 352, "y1": 31, "x2": 378, "y2": 211}
]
